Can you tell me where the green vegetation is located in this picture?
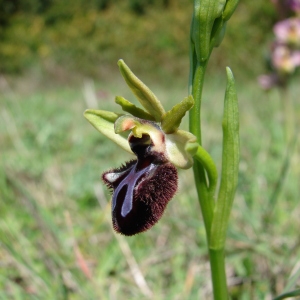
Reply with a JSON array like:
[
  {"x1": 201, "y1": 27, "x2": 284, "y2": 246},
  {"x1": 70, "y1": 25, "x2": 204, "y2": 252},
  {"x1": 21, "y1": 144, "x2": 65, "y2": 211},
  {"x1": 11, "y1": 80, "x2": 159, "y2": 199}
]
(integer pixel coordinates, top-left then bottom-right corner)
[
  {"x1": 1, "y1": 1, "x2": 300, "y2": 298},
  {"x1": 1, "y1": 75, "x2": 300, "y2": 298},
  {"x1": 1, "y1": 0, "x2": 276, "y2": 79}
]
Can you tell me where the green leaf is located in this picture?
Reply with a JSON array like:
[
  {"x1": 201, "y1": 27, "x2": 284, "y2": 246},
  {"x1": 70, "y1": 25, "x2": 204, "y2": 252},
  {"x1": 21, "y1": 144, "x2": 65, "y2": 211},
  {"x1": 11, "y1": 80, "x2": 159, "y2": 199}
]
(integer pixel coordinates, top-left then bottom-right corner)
[
  {"x1": 209, "y1": 67, "x2": 239, "y2": 250},
  {"x1": 84, "y1": 109, "x2": 132, "y2": 153},
  {"x1": 161, "y1": 95, "x2": 194, "y2": 134},
  {"x1": 118, "y1": 59, "x2": 165, "y2": 121},
  {"x1": 115, "y1": 96, "x2": 155, "y2": 121},
  {"x1": 273, "y1": 289, "x2": 300, "y2": 300},
  {"x1": 282, "y1": 262, "x2": 300, "y2": 293}
]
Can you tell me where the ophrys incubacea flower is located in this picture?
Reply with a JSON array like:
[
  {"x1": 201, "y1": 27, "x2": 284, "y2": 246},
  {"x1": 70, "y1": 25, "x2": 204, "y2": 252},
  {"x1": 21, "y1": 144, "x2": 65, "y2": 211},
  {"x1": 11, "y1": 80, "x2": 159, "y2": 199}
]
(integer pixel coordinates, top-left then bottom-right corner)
[{"x1": 84, "y1": 60, "x2": 198, "y2": 235}]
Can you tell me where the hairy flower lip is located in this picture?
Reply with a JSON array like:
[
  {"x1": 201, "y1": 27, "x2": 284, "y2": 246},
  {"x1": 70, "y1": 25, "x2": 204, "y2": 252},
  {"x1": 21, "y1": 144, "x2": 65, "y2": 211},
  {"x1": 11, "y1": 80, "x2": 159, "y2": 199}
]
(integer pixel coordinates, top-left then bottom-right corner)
[{"x1": 102, "y1": 154, "x2": 178, "y2": 236}]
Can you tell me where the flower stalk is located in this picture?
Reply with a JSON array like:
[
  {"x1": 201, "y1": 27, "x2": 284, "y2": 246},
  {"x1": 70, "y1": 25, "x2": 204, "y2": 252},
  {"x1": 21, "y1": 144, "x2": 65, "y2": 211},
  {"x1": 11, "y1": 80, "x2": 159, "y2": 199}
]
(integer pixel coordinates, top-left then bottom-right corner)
[{"x1": 189, "y1": 0, "x2": 240, "y2": 299}]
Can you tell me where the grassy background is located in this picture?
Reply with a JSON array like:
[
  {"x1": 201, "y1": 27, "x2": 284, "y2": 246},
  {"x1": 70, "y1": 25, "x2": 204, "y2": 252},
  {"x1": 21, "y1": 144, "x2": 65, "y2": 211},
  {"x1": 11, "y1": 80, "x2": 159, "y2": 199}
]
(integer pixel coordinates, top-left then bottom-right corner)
[
  {"x1": 1, "y1": 0, "x2": 300, "y2": 299},
  {"x1": 1, "y1": 75, "x2": 300, "y2": 299}
]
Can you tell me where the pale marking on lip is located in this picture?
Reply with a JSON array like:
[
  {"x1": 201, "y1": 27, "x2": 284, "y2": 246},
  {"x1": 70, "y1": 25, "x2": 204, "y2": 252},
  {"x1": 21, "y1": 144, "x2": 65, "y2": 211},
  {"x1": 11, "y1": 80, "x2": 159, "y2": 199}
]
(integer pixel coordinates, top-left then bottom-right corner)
[
  {"x1": 150, "y1": 130, "x2": 166, "y2": 154},
  {"x1": 104, "y1": 170, "x2": 128, "y2": 183}
]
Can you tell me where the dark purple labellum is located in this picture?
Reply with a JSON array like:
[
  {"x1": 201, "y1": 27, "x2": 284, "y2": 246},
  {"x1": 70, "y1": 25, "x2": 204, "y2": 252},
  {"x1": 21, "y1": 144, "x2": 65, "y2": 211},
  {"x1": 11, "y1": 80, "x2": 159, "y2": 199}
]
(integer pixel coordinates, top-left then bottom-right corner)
[{"x1": 102, "y1": 157, "x2": 178, "y2": 236}]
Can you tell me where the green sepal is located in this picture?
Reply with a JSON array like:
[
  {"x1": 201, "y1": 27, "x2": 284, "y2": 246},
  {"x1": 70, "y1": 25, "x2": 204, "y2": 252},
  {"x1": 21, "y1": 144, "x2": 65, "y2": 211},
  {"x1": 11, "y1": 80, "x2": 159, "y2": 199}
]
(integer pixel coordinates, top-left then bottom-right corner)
[
  {"x1": 223, "y1": 0, "x2": 240, "y2": 22},
  {"x1": 209, "y1": 67, "x2": 239, "y2": 250},
  {"x1": 115, "y1": 96, "x2": 155, "y2": 121},
  {"x1": 84, "y1": 109, "x2": 132, "y2": 154},
  {"x1": 118, "y1": 59, "x2": 165, "y2": 122},
  {"x1": 161, "y1": 95, "x2": 194, "y2": 134}
]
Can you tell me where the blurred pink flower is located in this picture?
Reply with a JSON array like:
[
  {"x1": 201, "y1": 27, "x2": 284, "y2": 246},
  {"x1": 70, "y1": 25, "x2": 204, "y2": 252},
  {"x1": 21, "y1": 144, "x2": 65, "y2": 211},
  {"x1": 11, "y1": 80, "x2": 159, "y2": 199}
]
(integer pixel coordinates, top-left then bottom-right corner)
[
  {"x1": 258, "y1": 74, "x2": 279, "y2": 90},
  {"x1": 274, "y1": 17, "x2": 300, "y2": 46},
  {"x1": 287, "y1": 0, "x2": 300, "y2": 12},
  {"x1": 272, "y1": 44, "x2": 300, "y2": 73}
]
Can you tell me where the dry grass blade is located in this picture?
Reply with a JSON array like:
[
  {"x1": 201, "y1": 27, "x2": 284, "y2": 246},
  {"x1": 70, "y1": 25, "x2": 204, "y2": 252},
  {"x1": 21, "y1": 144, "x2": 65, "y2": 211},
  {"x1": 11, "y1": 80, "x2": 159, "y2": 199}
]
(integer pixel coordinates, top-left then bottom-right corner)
[
  {"x1": 94, "y1": 183, "x2": 153, "y2": 298},
  {"x1": 1, "y1": 109, "x2": 29, "y2": 156},
  {"x1": 64, "y1": 211, "x2": 93, "y2": 281}
]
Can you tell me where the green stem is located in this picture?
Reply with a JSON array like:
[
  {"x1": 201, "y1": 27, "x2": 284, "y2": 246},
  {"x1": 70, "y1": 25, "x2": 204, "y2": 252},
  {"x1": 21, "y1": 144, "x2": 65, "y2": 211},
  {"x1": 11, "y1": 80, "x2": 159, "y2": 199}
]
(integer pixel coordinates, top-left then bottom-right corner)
[
  {"x1": 189, "y1": 61, "x2": 207, "y2": 144},
  {"x1": 194, "y1": 145, "x2": 218, "y2": 196},
  {"x1": 193, "y1": 162, "x2": 212, "y2": 240},
  {"x1": 189, "y1": 60, "x2": 214, "y2": 239},
  {"x1": 279, "y1": 87, "x2": 294, "y2": 144},
  {"x1": 209, "y1": 248, "x2": 228, "y2": 300},
  {"x1": 189, "y1": 53, "x2": 229, "y2": 300}
]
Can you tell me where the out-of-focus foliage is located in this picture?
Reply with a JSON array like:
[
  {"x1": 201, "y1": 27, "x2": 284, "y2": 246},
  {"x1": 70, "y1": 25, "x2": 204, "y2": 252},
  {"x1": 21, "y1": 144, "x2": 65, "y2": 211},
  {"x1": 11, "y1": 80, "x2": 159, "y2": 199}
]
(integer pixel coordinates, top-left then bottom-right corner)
[{"x1": 0, "y1": 1, "x2": 277, "y2": 78}]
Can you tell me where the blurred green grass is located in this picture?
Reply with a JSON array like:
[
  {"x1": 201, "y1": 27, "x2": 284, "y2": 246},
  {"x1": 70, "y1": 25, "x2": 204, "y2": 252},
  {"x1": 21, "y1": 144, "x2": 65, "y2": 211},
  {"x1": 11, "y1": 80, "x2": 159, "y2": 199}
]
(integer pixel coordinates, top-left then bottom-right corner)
[{"x1": 1, "y1": 71, "x2": 300, "y2": 299}]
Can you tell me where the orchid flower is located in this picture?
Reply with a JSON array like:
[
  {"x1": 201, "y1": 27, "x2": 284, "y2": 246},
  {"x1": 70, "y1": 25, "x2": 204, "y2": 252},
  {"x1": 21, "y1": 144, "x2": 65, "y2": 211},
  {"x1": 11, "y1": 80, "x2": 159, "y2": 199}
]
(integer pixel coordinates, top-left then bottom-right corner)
[
  {"x1": 258, "y1": 73, "x2": 281, "y2": 90},
  {"x1": 84, "y1": 60, "x2": 198, "y2": 235},
  {"x1": 274, "y1": 18, "x2": 300, "y2": 47},
  {"x1": 288, "y1": 0, "x2": 300, "y2": 13},
  {"x1": 272, "y1": 43, "x2": 300, "y2": 74}
]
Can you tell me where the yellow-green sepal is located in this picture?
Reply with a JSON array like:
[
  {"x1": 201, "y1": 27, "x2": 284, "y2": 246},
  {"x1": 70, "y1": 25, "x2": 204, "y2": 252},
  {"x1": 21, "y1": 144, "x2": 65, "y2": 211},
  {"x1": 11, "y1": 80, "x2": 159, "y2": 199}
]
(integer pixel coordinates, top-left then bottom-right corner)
[
  {"x1": 115, "y1": 96, "x2": 156, "y2": 121},
  {"x1": 161, "y1": 95, "x2": 194, "y2": 134},
  {"x1": 223, "y1": 0, "x2": 240, "y2": 22},
  {"x1": 165, "y1": 130, "x2": 198, "y2": 169},
  {"x1": 118, "y1": 59, "x2": 165, "y2": 122},
  {"x1": 84, "y1": 109, "x2": 132, "y2": 154}
]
